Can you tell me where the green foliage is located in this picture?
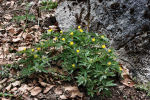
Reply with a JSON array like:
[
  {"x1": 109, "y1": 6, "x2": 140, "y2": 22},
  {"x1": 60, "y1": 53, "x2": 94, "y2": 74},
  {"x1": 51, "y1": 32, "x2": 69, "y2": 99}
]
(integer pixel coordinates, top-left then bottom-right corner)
[
  {"x1": 135, "y1": 82, "x2": 150, "y2": 96},
  {"x1": 40, "y1": 0, "x2": 58, "y2": 11},
  {"x1": 9, "y1": 27, "x2": 121, "y2": 97},
  {"x1": 0, "y1": 92, "x2": 13, "y2": 97},
  {"x1": 13, "y1": 3, "x2": 35, "y2": 23},
  {"x1": 13, "y1": 14, "x2": 35, "y2": 22}
]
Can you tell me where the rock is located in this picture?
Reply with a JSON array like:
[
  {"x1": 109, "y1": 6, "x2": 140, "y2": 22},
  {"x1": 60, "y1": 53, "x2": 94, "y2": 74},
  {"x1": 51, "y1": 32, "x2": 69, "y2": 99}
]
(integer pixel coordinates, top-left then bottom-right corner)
[
  {"x1": 30, "y1": 87, "x2": 42, "y2": 96},
  {"x1": 55, "y1": 0, "x2": 150, "y2": 83}
]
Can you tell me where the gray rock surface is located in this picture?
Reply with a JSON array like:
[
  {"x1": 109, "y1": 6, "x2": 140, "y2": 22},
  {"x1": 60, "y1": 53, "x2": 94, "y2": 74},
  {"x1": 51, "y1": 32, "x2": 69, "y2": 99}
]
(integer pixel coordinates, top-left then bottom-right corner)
[{"x1": 55, "y1": 0, "x2": 150, "y2": 83}]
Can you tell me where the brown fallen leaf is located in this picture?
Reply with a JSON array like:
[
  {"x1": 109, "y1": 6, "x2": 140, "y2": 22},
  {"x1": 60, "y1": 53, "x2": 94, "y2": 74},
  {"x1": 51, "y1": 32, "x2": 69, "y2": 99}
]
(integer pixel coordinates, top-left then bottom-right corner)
[
  {"x1": 63, "y1": 86, "x2": 83, "y2": 98},
  {"x1": 54, "y1": 86, "x2": 63, "y2": 95},
  {"x1": 12, "y1": 37, "x2": 22, "y2": 42},
  {"x1": 1, "y1": 98, "x2": 11, "y2": 100},
  {"x1": 11, "y1": 87, "x2": 18, "y2": 92},
  {"x1": 39, "y1": 81, "x2": 47, "y2": 87},
  {"x1": 6, "y1": 84, "x2": 12, "y2": 91},
  {"x1": 59, "y1": 95, "x2": 67, "y2": 100},
  {"x1": 120, "y1": 63, "x2": 135, "y2": 87},
  {"x1": 18, "y1": 84, "x2": 33, "y2": 93},
  {"x1": 3, "y1": 14, "x2": 12, "y2": 20},
  {"x1": 0, "y1": 78, "x2": 8, "y2": 84},
  {"x1": 30, "y1": 87, "x2": 42, "y2": 96},
  {"x1": 43, "y1": 85, "x2": 55, "y2": 94},
  {"x1": 12, "y1": 81, "x2": 21, "y2": 87},
  {"x1": 121, "y1": 75, "x2": 135, "y2": 87}
]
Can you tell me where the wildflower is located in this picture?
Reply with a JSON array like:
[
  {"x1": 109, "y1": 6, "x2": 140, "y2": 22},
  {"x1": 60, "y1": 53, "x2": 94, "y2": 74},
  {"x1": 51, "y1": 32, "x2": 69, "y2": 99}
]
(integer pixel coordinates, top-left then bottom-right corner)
[
  {"x1": 108, "y1": 49, "x2": 111, "y2": 52},
  {"x1": 102, "y1": 45, "x2": 106, "y2": 48},
  {"x1": 37, "y1": 47, "x2": 41, "y2": 51},
  {"x1": 54, "y1": 37, "x2": 58, "y2": 41},
  {"x1": 76, "y1": 49, "x2": 80, "y2": 53},
  {"x1": 70, "y1": 41, "x2": 74, "y2": 45},
  {"x1": 78, "y1": 26, "x2": 81, "y2": 29},
  {"x1": 60, "y1": 31, "x2": 63, "y2": 34},
  {"x1": 34, "y1": 54, "x2": 38, "y2": 58},
  {"x1": 70, "y1": 32, "x2": 74, "y2": 36},
  {"x1": 119, "y1": 67, "x2": 123, "y2": 71},
  {"x1": 92, "y1": 38, "x2": 95, "y2": 42},
  {"x1": 101, "y1": 35, "x2": 105, "y2": 39},
  {"x1": 107, "y1": 62, "x2": 111, "y2": 66},
  {"x1": 48, "y1": 29, "x2": 52, "y2": 32},
  {"x1": 24, "y1": 48, "x2": 26, "y2": 51},
  {"x1": 72, "y1": 64, "x2": 75, "y2": 68},
  {"x1": 79, "y1": 29, "x2": 83, "y2": 33},
  {"x1": 62, "y1": 38, "x2": 65, "y2": 41},
  {"x1": 31, "y1": 49, "x2": 34, "y2": 52}
]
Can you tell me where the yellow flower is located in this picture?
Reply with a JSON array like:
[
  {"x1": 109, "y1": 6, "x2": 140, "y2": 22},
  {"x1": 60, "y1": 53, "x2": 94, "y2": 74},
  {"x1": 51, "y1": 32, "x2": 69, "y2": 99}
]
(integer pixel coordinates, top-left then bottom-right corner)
[
  {"x1": 76, "y1": 49, "x2": 80, "y2": 53},
  {"x1": 54, "y1": 37, "x2": 58, "y2": 41},
  {"x1": 70, "y1": 41, "x2": 74, "y2": 45},
  {"x1": 72, "y1": 64, "x2": 75, "y2": 68},
  {"x1": 119, "y1": 67, "x2": 123, "y2": 71},
  {"x1": 62, "y1": 38, "x2": 65, "y2": 41},
  {"x1": 37, "y1": 47, "x2": 41, "y2": 51},
  {"x1": 78, "y1": 26, "x2": 81, "y2": 29},
  {"x1": 70, "y1": 32, "x2": 74, "y2": 36},
  {"x1": 101, "y1": 35, "x2": 105, "y2": 39},
  {"x1": 108, "y1": 49, "x2": 111, "y2": 52},
  {"x1": 48, "y1": 29, "x2": 52, "y2": 32},
  {"x1": 92, "y1": 38, "x2": 95, "y2": 42},
  {"x1": 24, "y1": 48, "x2": 26, "y2": 51},
  {"x1": 79, "y1": 29, "x2": 83, "y2": 33},
  {"x1": 107, "y1": 62, "x2": 111, "y2": 66},
  {"x1": 60, "y1": 31, "x2": 63, "y2": 34},
  {"x1": 102, "y1": 45, "x2": 106, "y2": 48},
  {"x1": 34, "y1": 55, "x2": 38, "y2": 58},
  {"x1": 31, "y1": 49, "x2": 34, "y2": 52}
]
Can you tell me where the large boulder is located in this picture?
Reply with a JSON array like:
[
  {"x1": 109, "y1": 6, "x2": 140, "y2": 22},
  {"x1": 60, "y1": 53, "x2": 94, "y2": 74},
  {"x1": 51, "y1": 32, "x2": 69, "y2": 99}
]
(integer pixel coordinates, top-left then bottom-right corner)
[{"x1": 55, "y1": 0, "x2": 150, "y2": 83}]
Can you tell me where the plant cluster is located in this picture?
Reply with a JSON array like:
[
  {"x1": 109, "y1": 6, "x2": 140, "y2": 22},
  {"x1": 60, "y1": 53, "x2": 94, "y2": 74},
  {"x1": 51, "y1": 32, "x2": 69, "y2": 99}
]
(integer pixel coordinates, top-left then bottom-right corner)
[
  {"x1": 13, "y1": 3, "x2": 35, "y2": 23},
  {"x1": 135, "y1": 82, "x2": 150, "y2": 96},
  {"x1": 40, "y1": 0, "x2": 58, "y2": 11},
  {"x1": 9, "y1": 27, "x2": 121, "y2": 96}
]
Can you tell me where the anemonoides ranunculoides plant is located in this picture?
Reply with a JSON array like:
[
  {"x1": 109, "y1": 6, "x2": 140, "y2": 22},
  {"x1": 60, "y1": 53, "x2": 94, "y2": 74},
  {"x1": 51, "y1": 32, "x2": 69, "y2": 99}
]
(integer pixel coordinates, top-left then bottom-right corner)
[{"x1": 12, "y1": 26, "x2": 122, "y2": 97}]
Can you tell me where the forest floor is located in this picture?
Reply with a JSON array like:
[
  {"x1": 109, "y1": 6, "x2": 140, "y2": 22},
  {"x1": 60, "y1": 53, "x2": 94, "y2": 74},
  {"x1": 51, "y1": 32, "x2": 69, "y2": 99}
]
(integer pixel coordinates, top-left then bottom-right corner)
[{"x1": 0, "y1": 0, "x2": 150, "y2": 100}]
